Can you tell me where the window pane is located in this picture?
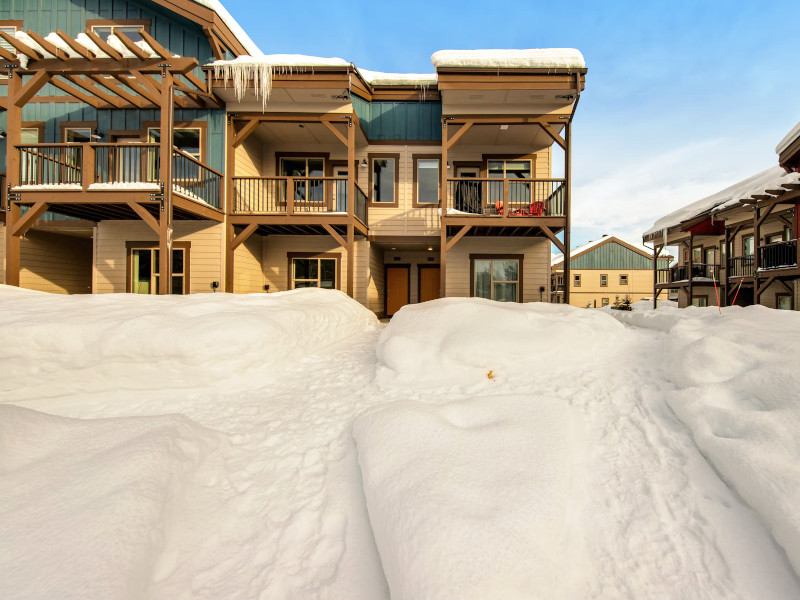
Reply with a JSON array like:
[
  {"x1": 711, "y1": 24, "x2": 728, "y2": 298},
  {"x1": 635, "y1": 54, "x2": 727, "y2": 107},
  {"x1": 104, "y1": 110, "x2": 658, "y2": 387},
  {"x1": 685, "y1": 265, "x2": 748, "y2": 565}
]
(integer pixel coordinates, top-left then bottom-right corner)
[
  {"x1": 493, "y1": 282, "x2": 517, "y2": 302},
  {"x1": 373, "y1": 159, "x2": 395, "y2": 203},
  {"x1": 173, "y1": 129, "x2": 200, "y2": 158},
  {"x1": 320, "y1": 259, "x2": 336, "y2": 289},
  {"x1": 777, "y1": 296, "x2": 792, "y2": 310},
  {"x1": 171, "y1": 275, "x2": 184, "y2": 295},
  {"x1": 132, "y1": 249, "x2": 151, "y2": 294},
  {"x1": 505, "y1": 161, "x2": 530, "y2": 179},
  {"x1": 116, "y1": 26, "x2": 144, "y2": 43},
  {"x1": 474, "y1": 260, "x2": 491, "y2": 298},
  {"x1": 293, "y1": 258, "x2": 317, "y2": 280},
  {"x1": 282, "y1": 158, "x2": 306, "y2": 177},
  {"x1": 307, "y1": 159, "x2": 324, "y2": 177},
  {"x1": 66, "y1": 128, "x2": 92, "y2": 143},
  {"x1": 488, "y1": 161, "x2": 504, "y2": 178},
  {"x1": 92, "y1": 26, "x2": 113, "y2": 40},
  {"x1": 294, "y1": 281, "x2": 318, "y2": 288},
  {"x1": 744, "y1": 237, "x2": 754, "y2": 256},
  {"x1": 493, "y1": 259, "x2": 518, "y2": 282},
  {"x1": 20, "y1": 128, "x2": 39, "y2": 144},
  {"x1": 417, "y1": 159, "x2": 439, "y2": 204},
  {"x1": 172, "y1": 249, "x2": 184, "y2": 274}
]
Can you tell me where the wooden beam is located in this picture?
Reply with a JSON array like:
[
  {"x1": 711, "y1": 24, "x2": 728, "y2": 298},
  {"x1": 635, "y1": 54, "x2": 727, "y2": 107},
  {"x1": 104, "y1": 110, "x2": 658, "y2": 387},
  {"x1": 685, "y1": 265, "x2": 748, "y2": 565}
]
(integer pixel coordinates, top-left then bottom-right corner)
[
  {"x1": 126, "y1": 201, "x2": 160, "y2": 234},
  {"x1": 14, "y1": 70, "x2": 51, "y2": 107},
  {"x1": 230, "y1": 223, "x2": 258, "y2": 251},
  {"x1": 62, "y1": 74, "x2": 124, "y2": 107},
  {"x1": 26, "y1": 31, "x2": 69, "y2": 60},
  {"x1": 203, "y1": 27, "x2": 225, "y2": 60},
  {"x1": 182, "y1": 70, "x2": 208, "y2": 93},
  {"x1": 11, "y1": 201, "x2": 50, "y2": 237},
  {"x1": 159, "y1": 70, "x2": 175, "y2": 295},
  {"x1": 781, "y1": 183, "x2": 800, "y2": 191},
  {"x1": 111, "y1": 73, "x2": 160, "y2": 105},
  {"x1": 136, "y1": 30, "x2": 172, "y2": 61},
  {"x1": 756, "y1": 275, "x2": 777, "y2": 298},
  {"x1": 55, "y1": 30, "x2": 94, "y2": 59},
  {"x1": 114, "y1": 31, "x2": 150, "y2": 60},
  {"x1": 83, "y1": 29, "x2": 123, "y2": 60},
  {"x1": 232, "y1": 119, "x2": 260, "y2": 148},
  {"x1": 91, "y1": 74, "x2": 147, "y2": 107},
  {"x1": 757, "y1": 201, "x2": 776, "y2": 228},
  {"x1": 538, "y1": 122, "x2": 566, "y2": 150},
  {"x1": 0, "y1": 44, "x2": 17, "y2": 62},
  {"x1": 445, "y1": 122, "x2": 473, "y2": 150},
  {"x1": 322, "y1": 120, "x2": 348, "y2": 146},
  {"x1": 539, "y1": 224, "x2": 565, "y2": 254},
  {"x1": 322, "y1": 223, "x2": 347, "y2": 248},
  {"x1": 446, "y1": 224, "x2": 472, "y2": 251},
  {"x1": 0, "y1": 30, "x2": 42, "y2": 61}
]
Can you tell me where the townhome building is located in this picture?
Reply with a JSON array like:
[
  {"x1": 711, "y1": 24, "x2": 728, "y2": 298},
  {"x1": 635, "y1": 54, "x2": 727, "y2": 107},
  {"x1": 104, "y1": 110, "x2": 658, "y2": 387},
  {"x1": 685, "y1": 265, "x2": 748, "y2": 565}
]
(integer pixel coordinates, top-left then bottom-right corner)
[
  {"x1": 643, "y1": 124, "x2": 800, "y2": 310},
  {"x1": 1, "y1": 0, "x2": 587, "y2": 316},
  {"x1": 551, "y1": 234, "x2": 672, "y2": 307}
]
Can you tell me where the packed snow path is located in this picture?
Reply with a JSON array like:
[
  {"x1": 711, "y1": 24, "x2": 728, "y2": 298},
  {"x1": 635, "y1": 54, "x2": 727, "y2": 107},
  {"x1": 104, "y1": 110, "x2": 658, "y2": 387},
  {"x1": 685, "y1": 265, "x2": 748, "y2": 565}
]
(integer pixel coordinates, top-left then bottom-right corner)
[{"x1": 1, "y1": 287, "x2": 798, "y2": 599}]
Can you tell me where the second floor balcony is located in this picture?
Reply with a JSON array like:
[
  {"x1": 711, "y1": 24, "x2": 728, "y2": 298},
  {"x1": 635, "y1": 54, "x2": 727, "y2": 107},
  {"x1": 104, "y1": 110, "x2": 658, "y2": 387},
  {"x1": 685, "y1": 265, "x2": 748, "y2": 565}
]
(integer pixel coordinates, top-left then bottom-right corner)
[
  {"x1": 759, "y1": 239, "x2": 798, "y2": 271},
  {"x1": 657, "y1": 263, "x2": 721, "y2": 285},
  {"x1": 444, "y1": 177, "x2": 566, "y2": 219}
]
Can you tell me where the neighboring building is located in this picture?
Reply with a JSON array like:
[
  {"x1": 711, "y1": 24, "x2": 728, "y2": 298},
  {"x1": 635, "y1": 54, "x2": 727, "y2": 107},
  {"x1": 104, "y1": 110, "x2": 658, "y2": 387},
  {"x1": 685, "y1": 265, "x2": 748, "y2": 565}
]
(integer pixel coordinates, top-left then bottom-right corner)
[
  {"x1": 0, "y1": 2, "x2": 587, "y2": 316},
  {"x1": 643, "y1": 123, "x2": 800, "y2": 310},
  {"x1": 551, "y1": 235, "x2": 671, "y2": 307}
]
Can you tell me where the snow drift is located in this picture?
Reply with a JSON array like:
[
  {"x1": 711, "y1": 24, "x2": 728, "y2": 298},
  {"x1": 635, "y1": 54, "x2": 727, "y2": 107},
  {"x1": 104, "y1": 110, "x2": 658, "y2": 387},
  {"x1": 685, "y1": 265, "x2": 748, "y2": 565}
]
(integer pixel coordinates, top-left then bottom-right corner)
[
  {"x1": 0, "y1": 286, "x2": 378, "y2": 400},
  {"x1": 353, "y1": 395, "x2": 583, "y2": 600},
  {"x1": 0, "y1": 404, "x2": 227, "y2": 600},
  {"x1": 376, "y1": 298, "x2": 625, "y2": 389}
]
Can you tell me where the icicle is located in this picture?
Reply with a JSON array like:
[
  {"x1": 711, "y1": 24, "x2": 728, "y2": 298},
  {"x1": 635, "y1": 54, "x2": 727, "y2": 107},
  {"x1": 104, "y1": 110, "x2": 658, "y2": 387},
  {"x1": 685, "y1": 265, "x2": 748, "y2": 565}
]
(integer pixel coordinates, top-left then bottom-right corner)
[{"x1": 213, "y1": 61, "x2": 313, "y2": 111}]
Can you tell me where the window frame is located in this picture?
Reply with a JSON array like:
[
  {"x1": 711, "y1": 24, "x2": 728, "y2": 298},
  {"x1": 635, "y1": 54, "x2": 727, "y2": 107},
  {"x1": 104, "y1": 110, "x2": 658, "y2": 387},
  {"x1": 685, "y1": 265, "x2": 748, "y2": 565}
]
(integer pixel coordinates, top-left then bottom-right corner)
[
  {"x1": 574, "y1": 273, "x2": 581, "y2": 287},
  {"x1": 601, "y1": 298, "x2": 610, "y2": 307},
  {"x1": 766, "y1": 232, "x2": 784, "y2": 245},
  {"x1": 619, "y1": 274, "x2": 629, "y2": 286},
  {"x1": 368, "y1": 152, "x2": 400, "y2": 207},
  {"x1": 143, "y1": 120, "x2": 207, "y2": 163},
  {"x1": 481, "y1": 154, "x2": 535, "y2": 179},
  {"x1": 86, "y1": 19, "x2": 151, "y2": 38},
  {"x1": 412, "y1": 154, "x2": 441, "y2": 207},
  {"x1": 742, "y1": 235, "x2": 754, "y2": 257},
  {"x1": 0, "y1": 21, "x2": 23, "y2": 81},
  {"x1": 61, "y1": 121, "x2": 98, "y2": 143},
  {"x1": 287, "y1": 252, "x2": 341, "y2": 291},
  {"x1": 776, "y1": 293, "x2": 794, "y2": 310},
  {"x1": 20, "y1": 121, "x2": 45, "y2": 143},
  {"x1": 691, "y1": 295, "x2": 708, "y2": 307},
  {"x1": 600, "y1": 273, "x2": 608, "y2": 287},
  {"x1": 125, "y1": 241, "x2": 190, "y2": 294},
  {"x1": 469, "y1": 254, "x2": 524, "y2": 302}
]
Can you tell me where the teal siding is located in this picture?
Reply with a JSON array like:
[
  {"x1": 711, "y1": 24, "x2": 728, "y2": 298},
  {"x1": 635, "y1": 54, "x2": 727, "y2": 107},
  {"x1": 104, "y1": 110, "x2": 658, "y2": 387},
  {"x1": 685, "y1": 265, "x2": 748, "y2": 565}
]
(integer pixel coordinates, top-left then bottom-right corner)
[
  {"x1": 571, "y1": 241, "x2": 668, "y2": 269},
  {"x1": 352, "y1": 94, "x2": 441, "y2": 142},
  {"x1": 0, "y1": 0, "x2": 226, "y2": 173}
]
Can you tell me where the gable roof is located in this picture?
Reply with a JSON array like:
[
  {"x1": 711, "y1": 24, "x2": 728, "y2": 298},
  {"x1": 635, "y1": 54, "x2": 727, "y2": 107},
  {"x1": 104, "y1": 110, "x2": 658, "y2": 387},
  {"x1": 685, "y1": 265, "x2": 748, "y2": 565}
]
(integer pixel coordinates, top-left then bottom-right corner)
[{"x1": 551, "y1": 235, "x2": 670, "y2": 269}]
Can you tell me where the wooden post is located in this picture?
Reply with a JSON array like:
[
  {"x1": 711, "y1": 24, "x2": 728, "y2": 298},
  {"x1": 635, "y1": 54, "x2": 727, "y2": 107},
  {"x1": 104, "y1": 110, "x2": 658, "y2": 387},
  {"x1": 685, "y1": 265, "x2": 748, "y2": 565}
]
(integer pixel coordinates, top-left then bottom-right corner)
[
  {"x1": 225, "y1": 219, "x2": 235, "y2": 293},
  {"x1": 723, "y1": 226, "x2": 730, "y2": 307},
  {"x1": 158, "y1": 69, "x2": 174, "y2": 295},
  {"x1": 347, "y1": 115, "x2": 355, "y2": 218},
  {"x1": 81, "y1": 143, "x2": 95, "y2": 190},
  {"x1": 753, "y1": 204, "x2": 762, "y2": 305},
  {"x1": 4, "y1": 69, "x2": 23, "y2": 287},
  {"x1": 563, "y1": 120, "x2": 571, "y2": 305},
  {"x1": 346, "y1": 224, "x2": 354, "y2": 297},
  {"x1": 688, "y1": 232, "x2": 694, "y2": 304},
  {"x1": 440, "y1": 118, "x2": 448, "y2": 298},
  {"x1": 653, "y1": 244, "x2": 661, "y2": 309},
  {"x1": 224, "y1": 116, "x2": 236, "y2": 292}
]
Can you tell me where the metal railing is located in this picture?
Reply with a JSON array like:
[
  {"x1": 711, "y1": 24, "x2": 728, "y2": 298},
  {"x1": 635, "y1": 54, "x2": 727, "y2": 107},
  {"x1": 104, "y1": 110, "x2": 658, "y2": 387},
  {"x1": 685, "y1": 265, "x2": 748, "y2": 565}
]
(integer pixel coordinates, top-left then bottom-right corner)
[
  {"x1": 0, "y1": 172, "x2": 5, "y2": 211},
  {"x1": 666, "y1": 263, "x2": 720, "y2": 282},
  {"x1": 445, "y1": 178, "x2": 566, "y2": 217},
  {"x1": 232, "y1": 176, "x2": 356, "y2": 216},
  {"x1": 94, "y1": 143, "x2": 160, "y2": 185},
  {"x1": 691, "y1": 263, "x2": 720, "y2": 279},
  {"x1": 728, "y1": 255, "x2": 754, "y2": 278},
  {"x1": 171, "y1": 149, "x2": 222, "y2": 209},
  {"x1": 759, "y1": 240, "x2": 798, "y2": 270},
  {"x1": 19, "y1": 144, "x2": 82, "y2": 186}
]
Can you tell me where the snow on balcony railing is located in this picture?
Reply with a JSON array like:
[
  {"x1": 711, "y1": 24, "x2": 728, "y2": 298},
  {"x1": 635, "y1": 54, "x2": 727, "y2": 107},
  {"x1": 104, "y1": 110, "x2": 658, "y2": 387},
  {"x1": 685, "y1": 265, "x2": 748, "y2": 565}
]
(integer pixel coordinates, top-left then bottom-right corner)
[{"x1": 445, "y1": 178, "x2": 565, "y2": 217}]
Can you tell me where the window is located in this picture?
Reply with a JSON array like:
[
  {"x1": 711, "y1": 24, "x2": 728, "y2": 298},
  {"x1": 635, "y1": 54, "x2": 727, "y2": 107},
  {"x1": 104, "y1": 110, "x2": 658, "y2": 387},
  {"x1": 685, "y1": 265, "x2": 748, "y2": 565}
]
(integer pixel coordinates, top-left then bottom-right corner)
[
  {"x1": 601, "y1": 298, "x2": 609, "y2": 307},
  {"x1": 743, "y1": 235, "x2": 754, "y2": 256},
  {"x1": 291, "y1": 257, "x2": 337, "y2": 289},
  {"x1": 766, "y1": 233, "x2": 784, "y2": 244},
  {"x1": 369, "y1": 154, "x2": 399, "y2": 205},
  {"x1": 61, "y1": 122, "x2": 98, "y2": 143},
  {"x1": 600, "y1": 274, "x2": 608, "y2": 287},
  {"x1": 691, "y1": 296, "x2": 708, "y2": 307},
  {"x1": 129, "y1": 246, "x2": 187, "y2": 294},
  {"x1": 692, "y1": 246, "x2": 702, "y2": 264},
  {"x1": 776, "y1": 294, "x2": 793, "y2": 310},
  {"x1": 487, "y1": 159, "x2": 532, "y2": 179},
  {"x1": 87, "y1": 20, "x2": 150, "y2": 43},
  {"x1": 148, "y1": 127, "x2": 202, "y2": 161},
  {"x1": 0, "y1": 22, "x2": 22, "y2": 80},
  {"x1": 574, "y1": 273, "x2": 581, "y2": 287},
  {"x1": 620, "y1": 274, "x2": 629, "y2": 285},
  {"x1": 413, "y1": 155, "x2": 440, "y2": 205},
  {"x1": 472, "y1": 256, "x2": 521, "y2": 302},
  {"x1": 279, "y1": 156, "x2": 325, "y2": 203},
  {"x1": 487, "y1": 158, "x2": 532, "y2": 207}
]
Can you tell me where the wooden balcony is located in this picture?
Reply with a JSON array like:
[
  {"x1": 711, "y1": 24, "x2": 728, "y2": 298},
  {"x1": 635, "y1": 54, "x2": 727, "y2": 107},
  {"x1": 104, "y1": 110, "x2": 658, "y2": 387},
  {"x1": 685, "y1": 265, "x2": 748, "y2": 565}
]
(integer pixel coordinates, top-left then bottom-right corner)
[
  {"x1": 656, "y1": 263, "x2": 721, "y2": 286},
  {"x1": 759, "y1": 239, "x2": 798, "y2": 271},
  {"x1": 11, "y1": 143, "x2": 223, "y2": 221},
  {"x1": 231, "y1": 176, "x2": 368, "y2": 234}
]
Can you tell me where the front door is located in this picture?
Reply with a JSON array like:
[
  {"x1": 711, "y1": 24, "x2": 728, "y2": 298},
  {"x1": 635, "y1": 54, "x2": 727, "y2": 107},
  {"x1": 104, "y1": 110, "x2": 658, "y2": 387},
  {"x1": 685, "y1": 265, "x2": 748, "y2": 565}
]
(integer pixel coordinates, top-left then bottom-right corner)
[
  {"x1": 385, "y1": 265, "x2": 410, "y2": 316},
  {"x1": 419, "y1": 266, "x2": 441, "y2": 303}
]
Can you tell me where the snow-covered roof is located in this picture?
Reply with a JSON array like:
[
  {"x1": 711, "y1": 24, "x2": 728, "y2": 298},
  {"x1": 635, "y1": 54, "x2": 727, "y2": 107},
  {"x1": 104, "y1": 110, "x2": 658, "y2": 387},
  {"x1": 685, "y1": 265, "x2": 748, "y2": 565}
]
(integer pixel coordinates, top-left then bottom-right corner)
[
  {"x1": 211, "y1": 54, "x2": 349, "y2": 68},
  {"x1": 551, "y1": 235, "x2": 664, "y2": 267},
  {"x1": 187, "y1": 0, "x2": 262, "y2": 57},
  {"x1": 357, "y1": 68, "x2": 437, "y2": 86},
  {"x1": 431, "y1": 48, "x2": 585, "y2": 70},
  {"x1": 776, "y1": 120, "x2": 800, "y2": 156},
  {"x1": 643, "y1": 166, "x2": 800, "y2": 238}
]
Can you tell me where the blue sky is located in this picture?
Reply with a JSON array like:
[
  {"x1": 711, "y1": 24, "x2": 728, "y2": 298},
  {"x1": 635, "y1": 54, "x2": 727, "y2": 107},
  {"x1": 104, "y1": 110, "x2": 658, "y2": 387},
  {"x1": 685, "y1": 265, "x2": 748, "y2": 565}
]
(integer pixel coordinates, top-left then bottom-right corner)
[{"x1": 223, "y1": 0, "x2": 800, "y2": 249}]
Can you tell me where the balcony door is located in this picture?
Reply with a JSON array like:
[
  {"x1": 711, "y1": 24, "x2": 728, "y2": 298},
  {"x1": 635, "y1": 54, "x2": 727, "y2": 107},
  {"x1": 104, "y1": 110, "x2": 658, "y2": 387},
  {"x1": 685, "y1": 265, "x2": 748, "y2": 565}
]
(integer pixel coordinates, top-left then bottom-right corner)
[
  {"x1": 280, "y1": 157, "x2": 324, "y2": 204},
  {"x1": 487, "y1": 159, "x2": 531, "y2": 211}
]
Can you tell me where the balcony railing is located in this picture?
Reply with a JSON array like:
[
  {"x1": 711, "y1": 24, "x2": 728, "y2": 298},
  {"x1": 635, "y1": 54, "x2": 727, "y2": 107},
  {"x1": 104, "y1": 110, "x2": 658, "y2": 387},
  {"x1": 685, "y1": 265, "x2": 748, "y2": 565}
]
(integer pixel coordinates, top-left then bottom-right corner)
[
  {"x1": 728, "y1": 256, "x2": 754, "y2": 278},
  {"x1": 14, "y1": 144, "x2": 222, "y2": 210},
  {"x1": 445, "y1": 178, "x2": 565, "y2": 217},
  {"x1": 232, "y1": 176, "x2": 367, "y2": 225},
  {"x1": 656, "y1": 268, "x2": 671, "y2": 284},
  {"x1": 759, "y1": 240, "x2": 798, "y2": 270},
  {"x1": 658, "y1": 263, "x2": 721, "y2": 284}
]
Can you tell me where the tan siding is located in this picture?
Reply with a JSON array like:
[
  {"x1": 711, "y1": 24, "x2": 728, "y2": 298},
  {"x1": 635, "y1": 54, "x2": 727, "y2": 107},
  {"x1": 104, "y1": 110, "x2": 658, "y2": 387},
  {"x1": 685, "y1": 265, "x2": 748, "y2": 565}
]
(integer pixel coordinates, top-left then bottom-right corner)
[
  {"x1": 3, "y1": 228, "x2": 92, "y2": 294},
  {"x1": 562, "y1": 268, "x2": 656, "y2": 308},
  {"x1": 95, "y1": 221, "x2": 223, "y2": 294},
  {"x1": 235, "y1": 135, "x2": 264, "y2": 177},
  {"x1": 445, "y1": 237, "x2": 550, "y2": 302},
  {"x1": 368, "y1": 242, "x2": 385, "y2": 315},
  {"x1": 0, "y1": 225, "x2": 5, "y2": 284},
  {"x1": 234, "y1": 233, "x2": 265, "y2": 293}
]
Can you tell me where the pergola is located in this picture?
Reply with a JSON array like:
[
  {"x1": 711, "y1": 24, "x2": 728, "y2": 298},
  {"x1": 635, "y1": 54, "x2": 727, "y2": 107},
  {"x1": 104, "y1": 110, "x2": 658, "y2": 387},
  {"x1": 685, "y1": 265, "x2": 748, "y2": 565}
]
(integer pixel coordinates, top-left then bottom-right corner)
[{"x1": 2, "y1": 28, "x2": 221, "y2": 294}]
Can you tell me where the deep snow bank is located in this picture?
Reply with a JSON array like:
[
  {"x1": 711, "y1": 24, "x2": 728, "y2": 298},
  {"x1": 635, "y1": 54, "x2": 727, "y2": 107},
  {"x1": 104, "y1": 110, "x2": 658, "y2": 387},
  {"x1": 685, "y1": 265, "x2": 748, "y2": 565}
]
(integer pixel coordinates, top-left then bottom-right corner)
[
  {"x1": 0, "y1": 404, "x2": 227, "y2": 600},
  {"x1": 353, "y1": 395, "x2": 583, "y2": 600},
  {"x1": 0, "y1": 286, "x2": 377, "y2": 398},
  {"x1": 613, "y1": 303, "x2": 800, "y2": 575},
  {"x1": 376, "y1": 298, "x2": 625, "y2": 389}
]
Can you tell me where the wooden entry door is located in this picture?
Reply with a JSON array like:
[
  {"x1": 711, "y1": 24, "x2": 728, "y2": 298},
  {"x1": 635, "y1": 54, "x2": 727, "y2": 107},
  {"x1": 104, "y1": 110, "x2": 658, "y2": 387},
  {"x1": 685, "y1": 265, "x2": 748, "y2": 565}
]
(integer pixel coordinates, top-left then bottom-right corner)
[
  {"x1": 419, "y1": 265, "x2": 441, "y2": 303},
  {"x1": 385, "y1": 265, "x2": 410, "y2": 316}
]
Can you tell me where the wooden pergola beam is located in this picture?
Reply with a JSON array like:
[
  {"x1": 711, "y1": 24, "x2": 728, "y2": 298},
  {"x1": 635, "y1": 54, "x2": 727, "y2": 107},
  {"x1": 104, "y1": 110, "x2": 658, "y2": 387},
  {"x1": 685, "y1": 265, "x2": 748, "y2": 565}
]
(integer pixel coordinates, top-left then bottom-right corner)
[
  {"x1": 26, "y1": 31, "x2": 69, "y2": 60},
  {"x1": 10, "y1": 201, "x2": 50, "y2": 237},
  {"x1": 83, "y1": 29, "x2": 124, "y2": 60},
  {"x1": 109, "y1": 74, "x2": 159, "y2": 106},
  {"x1": 87, "y1": 74, "x2": 145, "y2": 107},
  {"x1": 0, "y1": 45, "x2": 17, "y2": 61},
  {"x1": 113, "y1": 31, "x2": 151, "y2": 61},
  {"x1": 61, "y1": 74, "x2": 124, "y2": 107},
  {"x1": 0, "y1": 30, "x2": 42, "y2": 61},
  {"x1": 14, "y1": 70, "x2": 51, "y2": 107},
  {"x1": 55, "y1": 30, "x2": 94, "y2": 59},
  {"x1": 136, "y1": 30, "x2": 172, "y2": 61}
]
